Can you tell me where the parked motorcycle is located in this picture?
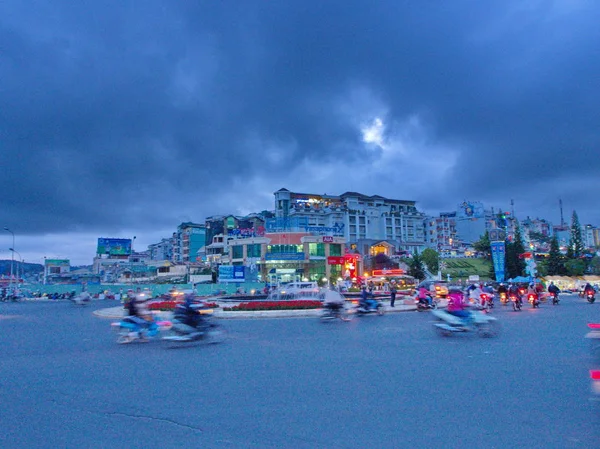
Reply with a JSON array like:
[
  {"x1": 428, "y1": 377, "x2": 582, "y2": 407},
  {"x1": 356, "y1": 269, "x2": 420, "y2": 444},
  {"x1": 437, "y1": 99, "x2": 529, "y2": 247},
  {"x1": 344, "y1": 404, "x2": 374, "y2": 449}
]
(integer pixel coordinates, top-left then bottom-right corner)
[
  {"x1": 321, "y1": 303, "x2": 353, "y2": 321},
  {"x1": 527, "y1": 293, "x2": 540, "y2": 308},
  {"x1": 112, "y1": 316, "x2": 171, "y2": 344},
  {"x1": 510, "y1": 293, "x2": 522, "y2": 311},
  {"x1": 432, "y1": 309, "x2": 500, "y2": 337},
  {"x1": 162, "y1": 302, "x2": 226, "y2": 344}
]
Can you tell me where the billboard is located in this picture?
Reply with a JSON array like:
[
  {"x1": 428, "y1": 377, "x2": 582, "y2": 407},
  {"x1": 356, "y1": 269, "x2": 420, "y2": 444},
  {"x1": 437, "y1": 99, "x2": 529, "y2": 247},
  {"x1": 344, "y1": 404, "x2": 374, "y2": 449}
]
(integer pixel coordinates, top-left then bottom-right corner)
[
  {"x1": 457, "y1": 201, "x2": 484, "y2": 219},
  {"x1": 97, "y1": 238, "x2": 132, "y2": 256},
  {"x1": 218, "y1": 265, "x2": 245, "y2": 283},
  {"x1": 490, "y1": 241, "x2": 506, "y2": 282}
]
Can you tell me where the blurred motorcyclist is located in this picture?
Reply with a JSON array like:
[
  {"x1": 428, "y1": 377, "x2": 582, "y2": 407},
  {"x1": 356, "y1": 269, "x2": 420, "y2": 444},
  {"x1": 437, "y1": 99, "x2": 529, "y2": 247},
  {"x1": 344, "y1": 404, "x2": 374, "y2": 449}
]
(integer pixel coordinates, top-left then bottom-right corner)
[
  {"x1": 447, "y1": 289, "x2": 472, "y2": 325},
  {"x1": 359, "y1": 285, "x2": 377, "y2": 311},
  {"x1": 584, "y1": 283, "x2": 595, "y2": 297},
  {"x1": 126, "y1": 291, "x2": 154, "y2": 341},
  {"x1": 497, "y1": 283, "x2": 507, "y2": 295},
  {"x1": 416, "y1": 286, "x2": 433, "y2": 307}
]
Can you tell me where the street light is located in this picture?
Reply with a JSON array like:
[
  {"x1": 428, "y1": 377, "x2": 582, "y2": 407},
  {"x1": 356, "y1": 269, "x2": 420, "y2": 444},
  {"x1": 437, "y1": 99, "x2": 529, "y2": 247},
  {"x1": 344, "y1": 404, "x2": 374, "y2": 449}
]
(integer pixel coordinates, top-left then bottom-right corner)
[
  {"x1": 4, "y1": 227, "x2": 15, "y2": 291},
  {"x1": 9, "y1": 248, "x2": 22, "y2": 284}
]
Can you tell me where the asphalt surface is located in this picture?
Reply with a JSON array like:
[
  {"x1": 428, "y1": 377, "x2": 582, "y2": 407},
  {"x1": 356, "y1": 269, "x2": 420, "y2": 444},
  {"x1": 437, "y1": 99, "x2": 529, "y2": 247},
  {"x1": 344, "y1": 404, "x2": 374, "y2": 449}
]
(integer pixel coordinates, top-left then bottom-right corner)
[{"x1": 0, "y1": 295, "x2": 599, "y2": 448}]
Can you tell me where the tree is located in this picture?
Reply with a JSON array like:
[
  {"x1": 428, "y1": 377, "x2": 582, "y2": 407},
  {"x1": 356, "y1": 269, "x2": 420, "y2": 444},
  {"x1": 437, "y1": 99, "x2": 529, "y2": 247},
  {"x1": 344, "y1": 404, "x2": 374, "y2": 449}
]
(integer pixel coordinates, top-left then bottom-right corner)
[
  {"x1": 529, "y1": 231, "x2": 550, "y2": 245},
  {"x1": 565, "y1": 258, "x2": 586, "y2": 276},
  {"x1": 473, "y1": 232, "x2": 491, "y2": 259},
  {"x1": 408, "y1": 250, "x2": 426, "y2": 281},
  {"x1": 505, "y1": 222, "x2": 526, "y2": 279},
  {"x1": 420, "y1": 248, "x2": 440, "y2": 273},
  {"x1": 372, "y1": 253, "x2": 397, "y2": 271},
  {"x1": 547, "y1": 235, "x2": 565, "y2": 275},
  {"x1": 569, "y1": 210, "x2": 584, "y2": 257},
  {"x1": 589, "y1": 257, "x2": 600, "y2": 275}
]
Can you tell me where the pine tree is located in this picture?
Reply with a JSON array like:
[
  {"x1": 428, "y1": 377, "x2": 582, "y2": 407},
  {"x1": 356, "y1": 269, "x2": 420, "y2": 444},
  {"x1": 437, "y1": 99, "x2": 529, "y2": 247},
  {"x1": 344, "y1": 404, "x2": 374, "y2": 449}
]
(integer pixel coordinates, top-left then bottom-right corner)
[
  {"x1": 408, "y1": 250, "x2": 426, "y2": 281},
  {"x1": 547, "y1": 235, "x2": 564, "y2": 275},
  {"x1": 505, "y1": 222, "x2": 526, "y2": 279},
  {"x1": 569, "y1": 210, "x2": 584, "y2": 257}
]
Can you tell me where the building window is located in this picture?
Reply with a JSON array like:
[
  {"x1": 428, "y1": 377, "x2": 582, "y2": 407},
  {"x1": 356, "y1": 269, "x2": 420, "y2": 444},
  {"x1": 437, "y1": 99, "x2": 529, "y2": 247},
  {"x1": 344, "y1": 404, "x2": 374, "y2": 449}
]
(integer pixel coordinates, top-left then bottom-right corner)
[
  {"x1": 247, "y1": 244, "x2": 261, "y2": 258},
  {"x1": 267, "y1": 244, "x2": 302, "y2": 254},
  {"x1": 359, "y1": 216, "x2": 366, "y2": 224},
  {"x1": 330, "y1": 244, "x2": 342, "y2": 256},
  {"x1": 232, "y1": 246, "x2": 243, "y2": 259},
  {"x1": 309, "y1": 243, "x2": 325, "y2": 257},
  {"x1": 349, "y1": 216, "x2": 356, "y2": 224}
]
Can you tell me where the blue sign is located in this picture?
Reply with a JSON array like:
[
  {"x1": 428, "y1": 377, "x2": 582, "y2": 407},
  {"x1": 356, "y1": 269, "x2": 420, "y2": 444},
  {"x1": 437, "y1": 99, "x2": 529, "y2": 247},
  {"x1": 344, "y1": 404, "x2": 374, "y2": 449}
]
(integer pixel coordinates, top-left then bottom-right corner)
[
  {"x1": 218, "y1": 265, "x2": 245, "y2": 283},
  {"x1": 265, "y1": 252, "x2": 306, "y2": 261},
  {"x1": 303, "y1": 222, "x2": 345, "y2": 237},
  {"x1": 490, "y1": 241, "x2": 506, "y2": 282}
]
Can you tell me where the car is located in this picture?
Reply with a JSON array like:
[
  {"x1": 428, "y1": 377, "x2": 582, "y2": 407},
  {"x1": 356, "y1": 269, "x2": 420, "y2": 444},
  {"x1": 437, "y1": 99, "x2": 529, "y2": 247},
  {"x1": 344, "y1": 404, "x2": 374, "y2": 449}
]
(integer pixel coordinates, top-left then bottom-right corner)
[{"x1": 417, "y1": 280, "x2": 450, "y2": 298}]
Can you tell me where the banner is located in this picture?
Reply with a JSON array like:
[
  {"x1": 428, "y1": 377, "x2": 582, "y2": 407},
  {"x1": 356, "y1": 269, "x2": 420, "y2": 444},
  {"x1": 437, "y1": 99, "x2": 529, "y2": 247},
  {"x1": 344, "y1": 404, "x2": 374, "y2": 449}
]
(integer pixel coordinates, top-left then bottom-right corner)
[
  {"x1": 218, "y1": 265, "x2": 245, "y2": 283},
  {"x1": 490, "y1": 241, "x2": 506, "y2": 282},
  {"x1": 97, "y1": 238, "x2": 132, "y2": 256}
]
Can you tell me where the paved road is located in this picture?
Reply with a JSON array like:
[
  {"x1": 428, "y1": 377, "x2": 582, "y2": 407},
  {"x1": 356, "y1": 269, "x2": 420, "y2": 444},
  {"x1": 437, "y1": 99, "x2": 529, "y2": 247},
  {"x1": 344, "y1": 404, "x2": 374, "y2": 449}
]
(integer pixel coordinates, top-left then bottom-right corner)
[{"x1": 1, "y1": 296, "x2": 599, "y2": 448}]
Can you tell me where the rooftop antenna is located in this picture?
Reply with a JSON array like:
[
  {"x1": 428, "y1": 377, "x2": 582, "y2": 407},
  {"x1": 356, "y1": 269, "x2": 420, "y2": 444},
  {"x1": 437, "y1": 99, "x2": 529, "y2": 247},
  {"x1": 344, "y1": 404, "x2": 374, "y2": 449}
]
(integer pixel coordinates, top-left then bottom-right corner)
[
  {"x1": 559, "y1": 199, "x2": 564, "y2": 227},
  {"x1": 510, "y1": 199, "x2": 515, "y2": 218}
]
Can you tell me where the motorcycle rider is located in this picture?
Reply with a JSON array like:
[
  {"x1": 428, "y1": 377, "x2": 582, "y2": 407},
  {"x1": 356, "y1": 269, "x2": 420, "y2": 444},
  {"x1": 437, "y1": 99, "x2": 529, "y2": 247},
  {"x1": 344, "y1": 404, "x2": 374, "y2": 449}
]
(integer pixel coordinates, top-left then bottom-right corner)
[
  {"x1": 526, "y1": 283, "x2": 539, "y2": 305},
  {"x1": 323, "y1": 289, "x2": 346, "y2": 315},
  {"x1": 172, "y1": 293, "x2": 207, "y2": 337},
  {"x1": 446, "y1": 289, "x2": 472, "y2": 326},
  {"x1": 497, "y1": 283, "x2": 507, "y2": 296},
  {"x1": 468, "y1": 284, "x2": 484, "y2": 307},
  {"x1": 126, "y1": 291, "x2": 155, "y2": 340},
  {"x1": 416, "y1": 285, "x2": 433, "y2": 307},
  {"x1": 547, "y1": 281, "x2": 560, "y2": 300},
  {"x1": 584, "y1": 283, "x2": 595, "y2": 298},
  {"x1": 359, "y1": 285, "x2": 377, "y2": 311}
]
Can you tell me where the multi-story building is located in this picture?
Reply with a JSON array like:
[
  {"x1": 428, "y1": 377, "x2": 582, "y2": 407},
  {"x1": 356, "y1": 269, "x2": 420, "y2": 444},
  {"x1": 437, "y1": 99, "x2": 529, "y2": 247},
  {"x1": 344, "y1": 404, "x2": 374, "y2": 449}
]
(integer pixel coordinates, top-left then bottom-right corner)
[
  {"x1": 584, "y1": 224, "x2": 599, "y2": 249},
  {"x1": 425, "y1": 212, "x2": 459, "y2": 254},
  {"x1": 174, "y1": 222, "x2": 206, "y2": 263},
  {"x1": 205, "y1": 213, "x2": 271, "y2": 248},
  {"x1": 272, "y1": 188, "x2": 426, "y2": 255},
  {"x1": 453, "y1": 201, "x2": 496, "y2": 245},
  {"x1": 147, "y1": 238, "x2": 174, "y2": 261},
  {"x1": 227, "y1": 231, "x2": 348, "y2": 284}
]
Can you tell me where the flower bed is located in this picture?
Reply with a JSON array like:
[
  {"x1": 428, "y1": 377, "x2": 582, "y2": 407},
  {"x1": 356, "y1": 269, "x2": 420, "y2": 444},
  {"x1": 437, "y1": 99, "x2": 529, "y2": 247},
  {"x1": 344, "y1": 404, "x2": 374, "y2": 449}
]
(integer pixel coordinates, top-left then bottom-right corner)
[
  {"x1": 148, "y1": 300, "x2": 219, "y2": 311},
  {"x1": 223, "y1": 300, "x2": 322, "y2": 311}
]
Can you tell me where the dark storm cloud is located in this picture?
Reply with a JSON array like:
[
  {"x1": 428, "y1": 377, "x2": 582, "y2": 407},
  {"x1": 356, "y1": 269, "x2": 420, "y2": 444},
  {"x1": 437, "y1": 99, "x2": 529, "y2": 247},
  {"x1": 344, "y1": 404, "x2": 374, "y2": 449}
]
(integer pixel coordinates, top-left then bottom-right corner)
[{"x1": 2, "y1": 0, "x2": 600, "y2": 244}]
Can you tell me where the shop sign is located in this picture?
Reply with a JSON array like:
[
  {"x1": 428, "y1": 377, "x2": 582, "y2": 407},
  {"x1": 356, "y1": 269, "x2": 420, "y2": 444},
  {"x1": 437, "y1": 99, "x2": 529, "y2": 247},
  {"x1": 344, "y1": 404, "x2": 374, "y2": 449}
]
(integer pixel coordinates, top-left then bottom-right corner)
[
  {"x1": 265, "y1": 252, "x2": 306, "y2": 261},
  {"x1": 327, "y1": 256, "x2": 345, "y2": 265},
  {"x1": 322, "y1": 236, "x2": 334, "y2": 243},
  {"x1": 304, "y1": 222, "x2": 345, "y2": 236}
]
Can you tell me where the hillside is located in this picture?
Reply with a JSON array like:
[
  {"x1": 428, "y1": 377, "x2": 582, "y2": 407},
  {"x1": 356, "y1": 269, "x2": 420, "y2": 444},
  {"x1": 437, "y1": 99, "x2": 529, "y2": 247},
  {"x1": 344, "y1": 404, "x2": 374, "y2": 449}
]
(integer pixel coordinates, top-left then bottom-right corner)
[
  {"x1": 441, "y1": 258, "x2": 492, "y2": 281},
  {"x1": 0, "y1": 259, "x2": 43, "y2": 277}
]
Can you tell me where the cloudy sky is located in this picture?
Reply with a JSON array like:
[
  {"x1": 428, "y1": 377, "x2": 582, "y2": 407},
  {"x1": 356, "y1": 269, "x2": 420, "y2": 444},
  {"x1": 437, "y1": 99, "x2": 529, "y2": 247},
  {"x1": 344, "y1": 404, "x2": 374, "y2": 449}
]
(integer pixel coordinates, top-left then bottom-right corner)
[{"x1": 1, "y1": 0, "x2": 599, "y2": 265}]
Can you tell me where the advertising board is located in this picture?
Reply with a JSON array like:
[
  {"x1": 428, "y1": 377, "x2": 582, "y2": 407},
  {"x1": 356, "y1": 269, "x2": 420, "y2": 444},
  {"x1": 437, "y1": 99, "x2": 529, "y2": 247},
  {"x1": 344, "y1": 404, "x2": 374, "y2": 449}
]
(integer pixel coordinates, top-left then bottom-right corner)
[
  {"x1": 327, "y1": 256, "x2": 345, "y2": 265},
  {"x1": 97, "y1": 238, "x2": 132, "y2": 256},
  {"x1": 218, "y1": 265, "x2": 245, "y2": 283}
]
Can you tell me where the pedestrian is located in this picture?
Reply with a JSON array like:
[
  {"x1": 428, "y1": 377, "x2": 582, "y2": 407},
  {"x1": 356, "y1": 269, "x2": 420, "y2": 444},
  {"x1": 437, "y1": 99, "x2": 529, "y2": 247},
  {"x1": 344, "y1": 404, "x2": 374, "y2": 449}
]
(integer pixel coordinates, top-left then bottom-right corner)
[{"x1": 390, "y1": 281, "x2": 397, "y2": 307}]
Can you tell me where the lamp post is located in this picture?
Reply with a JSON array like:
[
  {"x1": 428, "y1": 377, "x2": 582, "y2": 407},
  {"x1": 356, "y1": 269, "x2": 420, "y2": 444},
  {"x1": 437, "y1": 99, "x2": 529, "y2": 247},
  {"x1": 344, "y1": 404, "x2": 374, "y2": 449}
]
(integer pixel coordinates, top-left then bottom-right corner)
[
  {"x1": 4, "y1": 227, "x2": 15, "y2": 292},
  {"x1": 9, "y1": 248, "x2": 22, "y2": 285}
]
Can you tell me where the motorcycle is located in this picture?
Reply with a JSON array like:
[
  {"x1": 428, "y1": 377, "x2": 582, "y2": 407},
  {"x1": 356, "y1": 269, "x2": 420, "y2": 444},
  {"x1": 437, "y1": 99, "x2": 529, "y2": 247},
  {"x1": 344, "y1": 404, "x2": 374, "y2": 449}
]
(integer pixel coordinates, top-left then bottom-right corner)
[
  {"x1": 510, "y1": 293, "x2": 522, "y2": 311},
  {"x1": 432, "y1": 309, "x2": 500, "y2": 338},
  {"x1": 162, "y1": 302, "x2": 227, "y2": 344},
  {"x1": 587, "y1": 292, "x2": 596, "y2": 304},
  {"x1": 416, "y1": 295, "x2": 438, "y2": 311},
  {"x1": 481, "y1": 292, "x2": 494, "y2": 310},
  {"x1": 354, "y1": 299, "x2": 385, "y2": 316},
  {"x1": 549, "y1": 292, "x2": 560, "y2": 305},
  {"x1": 71, "y1": 292, "x2": 92, "y2": 306},
  {"x1": 321, "y1": 302, "x2": 353, "y2": 321},
  {"x1": 527, "y1": 293, "x2": 540, "y2": 308},
  {"x1": 112, "y1": 315, "x2": 171, "y2": 344},
  {"x1": 499, "y1": 292, "x2": 508, "y2": 305}
]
